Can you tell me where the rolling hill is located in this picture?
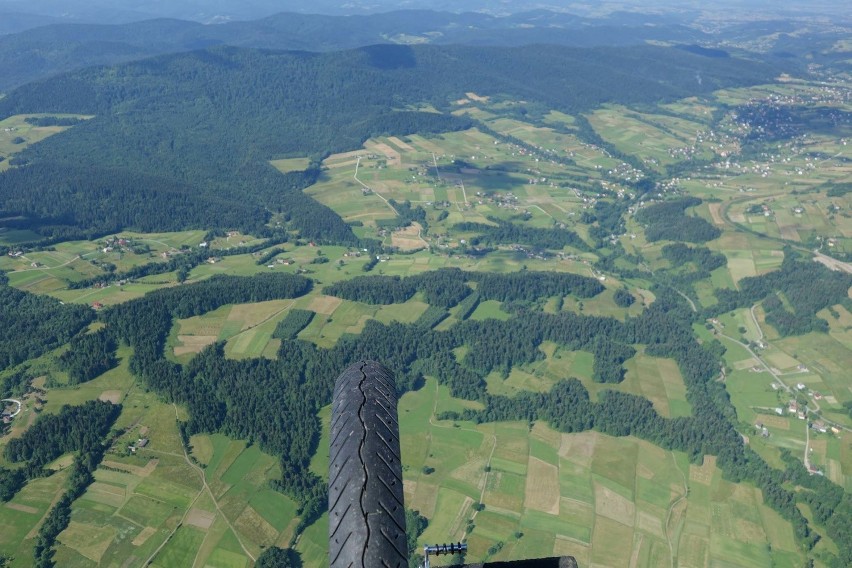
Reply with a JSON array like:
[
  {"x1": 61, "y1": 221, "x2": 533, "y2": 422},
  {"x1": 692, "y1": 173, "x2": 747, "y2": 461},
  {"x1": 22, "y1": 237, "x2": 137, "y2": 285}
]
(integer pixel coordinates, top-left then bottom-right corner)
[
  {"x1": 0, "y1": 10, "x2": 710, "y2": 91},
  {"x1": 0, "y1": 43, "x2": 779, "y2": 243}
]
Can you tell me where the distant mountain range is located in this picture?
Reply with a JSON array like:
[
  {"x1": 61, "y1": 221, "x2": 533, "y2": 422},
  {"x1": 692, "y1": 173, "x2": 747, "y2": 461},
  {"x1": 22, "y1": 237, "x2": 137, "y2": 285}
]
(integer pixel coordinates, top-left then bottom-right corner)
[
  {"x1": 0, "y1": 9, "x2": 717, "y2": 91},
  {"x1": 0, "y1": 0, "x2": 849, "y2": 26}
]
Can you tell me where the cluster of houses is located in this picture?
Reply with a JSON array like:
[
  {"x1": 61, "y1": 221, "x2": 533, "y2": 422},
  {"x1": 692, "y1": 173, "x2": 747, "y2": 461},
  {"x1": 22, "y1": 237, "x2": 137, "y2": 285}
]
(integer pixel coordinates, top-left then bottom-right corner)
[
  {"x1": 770, "y1": 388, "x2": 843, "y2": 436},
  {"x1": 1, "y1": 399, "x2": 22, "y2": 425},
  {"x1": 267, "y1": 258, "x2": 295, "y2": 268},
  {"x1": 775, "y1": 399, "x2": 808, "y2": 420},
  {"x1": 128, "y1": 437, "x2": 149, "y2": 454},
  {"x1": 100, "y1": 236, "x2": 132, "y2": 254}
]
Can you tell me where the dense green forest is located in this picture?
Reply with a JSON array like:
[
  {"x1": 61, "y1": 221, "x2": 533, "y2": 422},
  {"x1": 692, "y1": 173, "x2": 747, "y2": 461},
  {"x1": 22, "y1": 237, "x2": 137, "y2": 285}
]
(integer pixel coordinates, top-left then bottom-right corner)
[
  {"x1": 57, "y1": 329, "x2": 118, "y2": 385},
  {"x1": 635, "y1": 197, "x2": 721, "y2": 243},
  {"x1": 455, "y1": 218, "x2": 591, "y2": 251},
  {"x1": 662, "y1": 243, "x2": 727, "y2": 273},
  {"x1": 272, "y1": 309, "x2": 316, "y2": 341},
  {"x1": 0, "y1": 44, "x2": 775, "y2": 243},
  {"x1": 4, "y1": 400, "x2": 120, "y2": 468},
  {"x1": 323, "y1": 268, "x2": 604, "y2": 307},
  {"x1": 0, "y1": 282, "x2": 94, "y2": 370}
]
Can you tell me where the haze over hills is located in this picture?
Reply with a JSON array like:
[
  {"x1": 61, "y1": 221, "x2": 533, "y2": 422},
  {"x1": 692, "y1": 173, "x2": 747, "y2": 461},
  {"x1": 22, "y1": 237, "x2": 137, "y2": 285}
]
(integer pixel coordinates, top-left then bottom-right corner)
[
  {"x1": 0, "y1": 0, "x2": 850, "y2": 23},
  {"x1": 0, "y1": 7, "x2": 847, "y2": 93},
  {"x1": 0, "y1": 3, "x2": 847, "y2": 92},
  {"x1": 0, "y1": 10, "x2": 714, "y2": 91}
]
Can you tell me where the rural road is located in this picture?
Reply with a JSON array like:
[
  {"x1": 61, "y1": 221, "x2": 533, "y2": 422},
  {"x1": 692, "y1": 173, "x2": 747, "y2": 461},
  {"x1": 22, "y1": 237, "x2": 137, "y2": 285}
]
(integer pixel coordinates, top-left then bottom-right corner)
[
  {"x1": 354, "y1": 156, "x2": 398, "y2": 215},
  {"x1": 713, "y1": 311, "x2": 852, "y2": 472},
  {"x1": 664, "y1": 454, "x2": 689, "y2": 568},
  {"x1": 748, "y1": 304, "x2": 764, "y2": 342},
  {"x1": 675, "y1": 289, "x2": 697, "y2": 313},
  {"x1": 11, "y1": 255, "x2": 80, "y2": 272}
]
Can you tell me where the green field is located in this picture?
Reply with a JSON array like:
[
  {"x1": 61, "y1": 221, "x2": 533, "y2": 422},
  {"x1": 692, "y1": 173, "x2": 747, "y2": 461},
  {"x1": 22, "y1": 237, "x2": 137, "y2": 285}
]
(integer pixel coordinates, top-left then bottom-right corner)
[
  {"x1": 389, "y1": 379, "x2": 804, "y2": 566},
  {"x1": 48, "y1": 416, "x2": 299, "y2": 568},
  {"x1": 270, "y1": 157, "x2": 311, "y2": 173}
]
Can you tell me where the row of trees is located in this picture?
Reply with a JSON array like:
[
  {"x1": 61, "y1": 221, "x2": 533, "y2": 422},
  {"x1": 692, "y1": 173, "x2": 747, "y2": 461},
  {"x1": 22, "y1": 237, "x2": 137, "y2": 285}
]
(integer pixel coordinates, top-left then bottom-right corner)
[
  {"x1": 455, "y1": 218, "x2": 590, "y2": 252},
  {"x1": 324, "y1": 267, "x2": 604, "y2": 308}
]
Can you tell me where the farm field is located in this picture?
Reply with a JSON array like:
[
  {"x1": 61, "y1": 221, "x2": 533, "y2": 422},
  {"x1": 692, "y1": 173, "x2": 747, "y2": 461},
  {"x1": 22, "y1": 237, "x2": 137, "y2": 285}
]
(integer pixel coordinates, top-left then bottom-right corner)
[
  {"x1": 588, "y1": 106, "x2": 713, "y2": 170},
  {"x1": 46, "y1": 401, "x2": 296, "y2": 568},
  {"x1": 378, "y1": 379, "x2": 804, "y2": 566}
]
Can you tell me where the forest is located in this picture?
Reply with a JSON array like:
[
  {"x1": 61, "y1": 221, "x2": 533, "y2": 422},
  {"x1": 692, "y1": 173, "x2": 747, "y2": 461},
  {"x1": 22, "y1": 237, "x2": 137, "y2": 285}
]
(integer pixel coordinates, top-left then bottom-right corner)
[
  {"x1": 635, "y1": 197, "x2": 722, "y2": 243},
  {"x1": 0, "y1": 281, "x2": 94, "y2": 370},
  {"x1": 4, "y1": 400, "x2": 120, "y2": 468},
  {"x1": 323, "y1": 268, "x2": 604, "y2": 307},
  {"x1": 272, "y1": 309, "x2": 316, "y2": 341},
  {"x1": 455, "y1": 218, "x2": 590, "y2": 251},
  {"x1": 57, "y1": 329, "x2": 118, "y2": 385}
]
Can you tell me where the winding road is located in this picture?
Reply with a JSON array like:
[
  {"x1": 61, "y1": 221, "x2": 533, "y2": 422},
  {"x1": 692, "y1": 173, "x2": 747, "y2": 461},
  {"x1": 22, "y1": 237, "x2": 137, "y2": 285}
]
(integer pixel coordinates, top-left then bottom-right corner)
[
  {"x1": 354, "y1": 156, "x2": 398, "y2": 215},
  {"x1": 713, "y1": 309, "x2": 851, "y2": 473}
]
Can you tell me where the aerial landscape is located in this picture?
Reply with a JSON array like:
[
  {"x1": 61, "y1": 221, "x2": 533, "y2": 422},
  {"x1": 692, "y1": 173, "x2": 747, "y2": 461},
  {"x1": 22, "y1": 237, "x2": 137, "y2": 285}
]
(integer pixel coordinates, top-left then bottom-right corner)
[{"x1": 0, "y1": 1, "x2": 850, "y2": 567}]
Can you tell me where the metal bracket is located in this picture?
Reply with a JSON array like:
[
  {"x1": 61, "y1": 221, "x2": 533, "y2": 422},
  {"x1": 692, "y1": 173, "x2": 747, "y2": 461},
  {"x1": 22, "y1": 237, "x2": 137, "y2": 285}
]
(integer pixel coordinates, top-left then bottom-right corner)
[{"x1": 423, "y1": 542, "x2": 467, "y2": 568}]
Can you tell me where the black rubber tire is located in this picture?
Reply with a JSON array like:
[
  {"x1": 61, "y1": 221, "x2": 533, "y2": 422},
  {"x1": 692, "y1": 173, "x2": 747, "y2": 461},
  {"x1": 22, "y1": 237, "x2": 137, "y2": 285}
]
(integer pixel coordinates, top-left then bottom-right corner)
[{"x1": 328, "y1": 361, "x2": 408, "y2": 567}]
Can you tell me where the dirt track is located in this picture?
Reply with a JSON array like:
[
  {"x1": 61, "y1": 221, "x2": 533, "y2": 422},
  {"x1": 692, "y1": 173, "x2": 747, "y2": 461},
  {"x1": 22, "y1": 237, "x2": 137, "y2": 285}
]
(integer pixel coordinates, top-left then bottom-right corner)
[{"x1": 813, "y1": 252, "x2": 852, "y2": 274}]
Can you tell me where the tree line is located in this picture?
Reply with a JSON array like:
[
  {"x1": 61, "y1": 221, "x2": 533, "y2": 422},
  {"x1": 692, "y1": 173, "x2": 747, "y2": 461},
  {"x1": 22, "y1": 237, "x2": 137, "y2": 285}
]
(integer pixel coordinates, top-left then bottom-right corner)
[
  {"x1": 455, "y1": 218, "x2": 591, "y2": 252},
  {"x1": 323, "y1": 267, "x2": 604, "y2": 308}
]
